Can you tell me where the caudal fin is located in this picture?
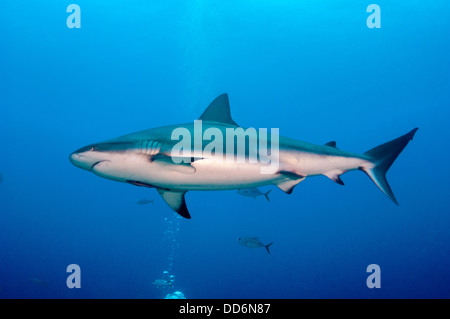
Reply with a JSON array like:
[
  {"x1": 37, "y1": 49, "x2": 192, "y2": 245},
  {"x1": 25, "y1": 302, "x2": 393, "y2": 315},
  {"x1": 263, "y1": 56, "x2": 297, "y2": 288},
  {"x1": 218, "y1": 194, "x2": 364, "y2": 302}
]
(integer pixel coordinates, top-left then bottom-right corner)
[
  {"x1": 264, "y1": 242, "x2": 273, "y2": 254},
  {"x1": 264, "y1": 190, "x2": 271, "y2": 202},
  {"x1": 361, "y1": 128, "x2": 418, "y2": 205}
]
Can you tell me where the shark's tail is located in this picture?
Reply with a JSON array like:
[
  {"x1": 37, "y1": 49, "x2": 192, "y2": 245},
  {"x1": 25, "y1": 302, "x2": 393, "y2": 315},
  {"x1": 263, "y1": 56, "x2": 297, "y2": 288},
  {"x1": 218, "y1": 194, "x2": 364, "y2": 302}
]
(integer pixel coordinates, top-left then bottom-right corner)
[
  {"x1": 264, "y1": 242, "x2": 273, "y2": 254},
  {"x1": 361, "y1": 128, "x2": 418, "y2": 205},
  {"x1": 264, "y1": 190, "x2": 271, "y2": 202}
]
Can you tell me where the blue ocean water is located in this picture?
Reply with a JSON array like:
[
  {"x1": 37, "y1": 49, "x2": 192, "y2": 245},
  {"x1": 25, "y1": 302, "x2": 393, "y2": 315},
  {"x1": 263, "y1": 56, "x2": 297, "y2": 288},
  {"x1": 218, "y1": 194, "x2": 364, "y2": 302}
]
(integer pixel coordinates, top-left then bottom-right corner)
[{"x1": 1, "y1": 1, "x2": 449, "y2": 299}]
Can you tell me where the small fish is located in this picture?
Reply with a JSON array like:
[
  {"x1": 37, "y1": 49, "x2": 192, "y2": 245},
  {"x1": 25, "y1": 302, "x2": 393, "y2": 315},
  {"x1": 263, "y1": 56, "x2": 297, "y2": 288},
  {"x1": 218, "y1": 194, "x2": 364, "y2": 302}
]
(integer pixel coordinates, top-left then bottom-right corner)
[
  {"x1": 238, "y1": 237, "x2": 273, "y2": 254},
  {"x1": 137, "y1": 199, "x2": 154, "y2": 205},
  {"x1": 237, "y1": 188, "x2": 271, "y2": 202}
]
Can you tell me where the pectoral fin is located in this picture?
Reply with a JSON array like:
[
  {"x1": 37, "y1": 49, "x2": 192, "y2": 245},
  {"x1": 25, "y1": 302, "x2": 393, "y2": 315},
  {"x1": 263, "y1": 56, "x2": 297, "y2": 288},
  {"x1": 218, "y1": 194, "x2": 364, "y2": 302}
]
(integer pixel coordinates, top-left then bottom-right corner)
[
  {"x1": 157, "y1": 188, "x2": 191, "y2": 219},
  {"x1": 150, "y1": 154, "x2": 197, "y2": 174}
]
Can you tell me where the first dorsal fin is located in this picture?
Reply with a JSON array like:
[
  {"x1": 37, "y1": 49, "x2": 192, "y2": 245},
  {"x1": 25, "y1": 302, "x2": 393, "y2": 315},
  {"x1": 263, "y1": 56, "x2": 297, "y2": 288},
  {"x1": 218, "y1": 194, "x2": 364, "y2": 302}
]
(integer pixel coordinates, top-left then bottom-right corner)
[{"x1": 199, "y1": 93, "x2": 238, "y2": 126}]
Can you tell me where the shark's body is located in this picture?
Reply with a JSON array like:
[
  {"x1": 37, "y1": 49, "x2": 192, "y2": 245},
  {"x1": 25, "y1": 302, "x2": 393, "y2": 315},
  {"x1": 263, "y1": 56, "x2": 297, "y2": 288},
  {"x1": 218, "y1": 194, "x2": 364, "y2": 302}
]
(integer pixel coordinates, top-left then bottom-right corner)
[{"x1": 69, "y1": 94, "x2": 418, "y2": 218}]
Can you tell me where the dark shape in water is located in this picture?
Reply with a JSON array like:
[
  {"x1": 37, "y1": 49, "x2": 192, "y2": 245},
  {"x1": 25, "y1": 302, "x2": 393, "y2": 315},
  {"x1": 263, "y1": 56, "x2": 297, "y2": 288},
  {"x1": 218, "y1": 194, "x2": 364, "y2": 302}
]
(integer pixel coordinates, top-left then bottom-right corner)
[
  {"x1": 29, "y1": 278, "x2": 48, "y2": 287},
  {"x1": 137, "y1": 199, "x2": 154, "y2": 205},
  {"x1": 237, "y1": 188, "x2": 271, "y2": 202},
  {"x1": 238, "y1": 237, "x2": 273, "y2": 254}
]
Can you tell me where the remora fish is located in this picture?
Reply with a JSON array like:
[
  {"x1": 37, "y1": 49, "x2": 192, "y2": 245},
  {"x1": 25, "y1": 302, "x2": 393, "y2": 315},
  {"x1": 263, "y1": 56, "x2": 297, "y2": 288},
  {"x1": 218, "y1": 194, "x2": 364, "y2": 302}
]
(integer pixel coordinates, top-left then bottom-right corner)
[
  {"x1": 239, "y1": 237, "x2": 273, "y2": 254},
  {"x1": 69, "y1": 93, "x2": 418, "y2": 219},
  {"x1": 238, "y1": 188, "x2": 271, "y2": 201}
]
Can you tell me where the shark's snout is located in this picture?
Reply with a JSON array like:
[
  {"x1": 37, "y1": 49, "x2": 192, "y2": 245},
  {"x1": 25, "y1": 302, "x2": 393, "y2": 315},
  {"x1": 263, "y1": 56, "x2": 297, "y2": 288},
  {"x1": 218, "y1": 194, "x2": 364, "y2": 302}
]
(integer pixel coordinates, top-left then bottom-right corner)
[
  {"x1": 69, "y1": 144, "x2": 98, "y2": 171},
  {"x1": 69, "y1": 141, "x2": 135, "y2": 172}
]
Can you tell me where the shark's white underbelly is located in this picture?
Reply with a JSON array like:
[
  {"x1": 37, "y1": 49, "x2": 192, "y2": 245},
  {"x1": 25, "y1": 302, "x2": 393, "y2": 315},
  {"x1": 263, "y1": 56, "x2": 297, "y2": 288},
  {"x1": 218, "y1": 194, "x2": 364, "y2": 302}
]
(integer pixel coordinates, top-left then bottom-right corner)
[
  {"x1": 91, "y1": 155, "x2": 287, "y2": 191},
  {"x1": 91, "y1": 151, "x2": 373, "y2": 191}
]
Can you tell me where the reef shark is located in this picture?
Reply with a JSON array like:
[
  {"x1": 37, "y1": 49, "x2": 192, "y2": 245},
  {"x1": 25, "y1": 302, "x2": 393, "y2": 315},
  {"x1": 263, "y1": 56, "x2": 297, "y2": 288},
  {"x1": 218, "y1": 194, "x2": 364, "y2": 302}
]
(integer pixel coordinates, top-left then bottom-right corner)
[{"x1": 69, "y1": 93, "x2": 418, "y2": 219}]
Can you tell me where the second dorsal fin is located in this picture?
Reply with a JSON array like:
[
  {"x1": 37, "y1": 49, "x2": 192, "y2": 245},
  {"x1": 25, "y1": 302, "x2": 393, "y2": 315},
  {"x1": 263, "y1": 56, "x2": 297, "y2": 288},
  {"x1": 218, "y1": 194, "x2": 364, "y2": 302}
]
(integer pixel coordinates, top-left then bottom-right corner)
[
  {"x1": 324, "y1": 141, "x2": 337, "y2": 148},
  {"x1": 198, "y1": 93, "x2": 238, "y2": 126}
]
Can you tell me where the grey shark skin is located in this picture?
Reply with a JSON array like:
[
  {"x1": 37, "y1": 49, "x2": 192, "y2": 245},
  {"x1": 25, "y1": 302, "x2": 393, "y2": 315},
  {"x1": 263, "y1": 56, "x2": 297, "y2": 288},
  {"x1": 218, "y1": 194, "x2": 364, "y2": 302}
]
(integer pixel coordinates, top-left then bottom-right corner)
[{"x1": 69, "y1": 94, "x2": 418, "y2": 219}]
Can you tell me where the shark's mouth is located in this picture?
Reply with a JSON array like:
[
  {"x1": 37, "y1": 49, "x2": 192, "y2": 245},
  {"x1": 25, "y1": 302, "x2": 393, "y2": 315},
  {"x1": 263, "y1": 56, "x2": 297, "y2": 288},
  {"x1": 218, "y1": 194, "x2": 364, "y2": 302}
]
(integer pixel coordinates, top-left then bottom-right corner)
[{"x1": 90, "y1": 160, "x2": 107, "y2": 171}]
